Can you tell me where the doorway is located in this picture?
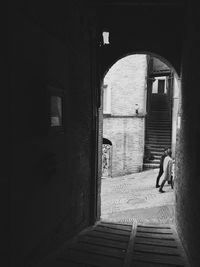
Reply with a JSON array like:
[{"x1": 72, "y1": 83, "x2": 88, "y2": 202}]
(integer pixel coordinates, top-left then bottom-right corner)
[{"x1": 98, "y1": 53, "x2": 180, "y2": 225}]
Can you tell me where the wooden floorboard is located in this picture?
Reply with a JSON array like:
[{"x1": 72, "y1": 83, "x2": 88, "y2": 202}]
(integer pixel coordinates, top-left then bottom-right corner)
[
  {"x1": 36, "y1": 221, "x2": 189, "y2": 267},
  {"x1": 134, "y1": 243, "x2": 181, "y2": 255},
  {"x1": 68, "y1": 242, "x2": 126, "y2": 259},
  {"x1": 132, "y1": 224, "x2": 189, "y2": 267},
  {"x1": 135, "y1": 237, "x2": 178, "y2": 247},
  {"x1": 93, "y1": 226, "x2": 131, "y2": 236},
  {"x1": 78, "y1": 235, "x2": 128, "y2": 249},
  {"x1": 86, "y1": 230, "x2": 130, "y2": 242}
]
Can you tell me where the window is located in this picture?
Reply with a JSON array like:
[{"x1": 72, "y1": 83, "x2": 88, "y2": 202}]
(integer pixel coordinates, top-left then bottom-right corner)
[
  {"x1": 158, "y1": 79, "x2": 165, "y2": 94},
  {"x1": 47, "y1": 84, "x2": 65, "y2": 134},
  {"x1": 152, "y1": 77, "x2": 167, "y2": 94},
  {"x1": 51, "y1": 96, "x2": 62, "y2": 126}
]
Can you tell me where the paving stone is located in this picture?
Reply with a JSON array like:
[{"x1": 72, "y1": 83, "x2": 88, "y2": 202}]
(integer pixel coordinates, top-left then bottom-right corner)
[{"x1": 101, "y1": 169, "x2": 175, "y2": 225}]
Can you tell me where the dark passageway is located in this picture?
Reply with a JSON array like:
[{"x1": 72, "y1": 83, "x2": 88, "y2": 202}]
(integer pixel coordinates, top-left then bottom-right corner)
[{"x1": 8, "y1": 0, "x2": 200, "y2": 266}]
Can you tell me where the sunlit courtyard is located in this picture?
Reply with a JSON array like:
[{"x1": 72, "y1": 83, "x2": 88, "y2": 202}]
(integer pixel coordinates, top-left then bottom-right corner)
[{"x1": 101, "y1": 168, "x2": 175, "y2": 225}]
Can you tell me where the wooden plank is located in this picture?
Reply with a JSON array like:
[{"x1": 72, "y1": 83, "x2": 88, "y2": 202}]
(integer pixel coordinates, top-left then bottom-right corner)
[
  {"x1": 136, "y1": 232, "x2": 175, "y2": 240},
  {"x1": 123, "y1": 221, "x2": 137, "y2": 267},
  {"x1": 98, "y1": 224, "x2": 132, "y2": 233},
  {"x1": 54, "y1": 258, "x2": 84, "y2": 267},
  {"x1": 137, "y1": 224, "x2": 171, "y2": 229},
  {"x1": 60, "y1": 249, "x2": 124, "y2": 267},
  {"x1": 170, "y1": 225, "x2": 191, "y2": 267},
  {"x1": 133, "y1": 251, "x2": 184, "y2": 266},
  {"x1": 137, "y1": 227, "x2": 173, "y2": 234},
  {"x1": 99, "y1": 221, "x2": 132, "y2": 231},
  {"x1": 78, "y1": 235, "x2": 128, "y2": 250},
  {"x1": 94, "y1": 227, "x2": 131, "y2": 236},
  {"x1": 99, "y1": 222, "x2": 132, "y2": 231},
  {"x1": 37, "y1": 258, "x2": 84, "y2": 267},
  {"x1": 131, "y1": 260, "x2": 176, "y2": 267},
  {"x1": 135, "y1": 237, "x2": 178, "y2": 247},
  {"x1": 134, "y1": 243, "x2": 180, "y2": 255},
  {"x1": 68, "y1": 242, "x2": 126, "y2": 259},
  {"x1": 87, "y1": 230, "x2": 130, "y2": 242}
]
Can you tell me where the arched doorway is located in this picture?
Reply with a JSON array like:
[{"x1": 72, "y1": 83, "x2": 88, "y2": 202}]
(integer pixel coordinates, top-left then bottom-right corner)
[{"x1": 99, "y1": 53, "x2": 180, "y2": 225}]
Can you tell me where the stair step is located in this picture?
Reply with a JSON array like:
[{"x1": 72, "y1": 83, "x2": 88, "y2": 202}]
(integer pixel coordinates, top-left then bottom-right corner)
[
  {"x1": 148, "y1": 120, "x2": 171, "y2": 124},
  {"x1": 147, "y1": 136, "x2": 171, "y2": 140},
  {"x1": 147, "y1": 144, "x2": 171, "y2": 148},
  {"x1": 147, "y1": 143, "x2": 171, "y2": 147},
  {"x1": 146, "y1": 132, "x2": 171, "y2": 139},
  {"x1": 146, "y1": 134, "x2": 171, "y2": 140},
  {"x1": 151, "y1": 154, "x2": 163, "y2": 158},
  {"x1": 143, "y1": 163, "x2": 160, "y2": 169},
  {"x1": 150, "y1": 110, "x2": 169, "y2": 114},
  {"x1": 147, "y1": 128, "x2": 171, "y2": 131},
  {"x1": 147, "y1": 129, "x2": 171, "y2": 131},
  {"x1": 148, "y1": 121, "x2": 171, "y2": 124},
  {"x1": 147, "y1": 138, "x2": 171, "y2": 142},
  {"x1": 146, "y1": 147, "x2": 168, "y2": 152},
  {"x1": 147, "y1": 131, "x2": 171, "y2": 135},
  {"x1": 147, "y1": 127, "x2": 171, "y2": 130},
  {"x1": 145, "y1": 159, "x2": 160, "y2": 163},
  {"x1": 147, "y1": 132, "x2": 171, "y2": 136},
  {"x1": 148, "y1": 119, "x2": 171, "y2": 122},
  {"x1": 151, "y1": 108, "x2": 168, "y2": 110},
  {"x1": 146, "y1": 135, "x2": 171, "y2": 142}
]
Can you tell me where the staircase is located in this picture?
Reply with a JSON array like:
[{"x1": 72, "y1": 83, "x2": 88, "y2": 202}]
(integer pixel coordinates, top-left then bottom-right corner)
[{"x1": 143, "y1": 94, "x2": 172, "y2": 169}]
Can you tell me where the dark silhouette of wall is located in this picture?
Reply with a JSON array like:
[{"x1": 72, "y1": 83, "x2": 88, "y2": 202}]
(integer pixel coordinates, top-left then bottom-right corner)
[
  {"x1": 9, "y1": 1, "x2": 97, "y2": 266},
  {"x1": 175, "y1": 1, "x2": 200, "y2": 266}
]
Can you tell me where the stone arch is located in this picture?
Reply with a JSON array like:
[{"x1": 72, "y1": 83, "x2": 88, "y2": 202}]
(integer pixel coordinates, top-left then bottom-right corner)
[
  {"x1": 101, "y1": 51, "x2": 180, "y2": 81},
  {"x1": 101, "y1": 52, "x2": 181, "y2": 176}
]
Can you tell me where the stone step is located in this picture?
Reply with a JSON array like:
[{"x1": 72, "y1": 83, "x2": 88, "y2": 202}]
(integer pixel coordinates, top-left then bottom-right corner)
[
  {"x1": 143, "y1": 163, "x2": 160, "y2": 169},
  {"x1": 145, "y1": 159, "x2": 160, "y2": 163},
  {"x1": 147, "y1": 134, "x2": 171, "y2": 138},
  {"x1": 147, "y1": 131, "x2": 171, "y2": 137},
  {"x1": 147, "y1": 129, "x2": 171, "y2": 132},
  {"x1": 146, "y1": 138, "x2": 171, "y2": 142},
  {"x1": 147, "y1": 126, "x2": 172, "y2": 130},
  {"x1": 153, "y1": 155, "x2": 162, "y2": 159},
  {"x1": 148, "y1": 120, "x2": 171, "y2": 123},
  {"x1": 147, "y1": 138, "x2": 171, "y2": 142},
  {"x1": 147, "y1": 136, "x2": 171, "y2": 140},
  {"x1": 146, "y1": 145, "x2": 171, "y2": 150},
  {"x1": 149, "y1": 113, "x2": 170, "y2": 117},
  {"x1": 147, "y1": 143, "x2": 171, "y2": 148},
  {"x1": 150, "y1": 150, "x2": 163, "y2": 155},
  {"x1": 147, "y1": 128, "x2": 171, "y2": 132},
  {"x1": 146, "y1": 147, "x2": 166, "y2": 152},
  {"x1": 149, "y1": 117, "x2": 171, "y2": 121}
]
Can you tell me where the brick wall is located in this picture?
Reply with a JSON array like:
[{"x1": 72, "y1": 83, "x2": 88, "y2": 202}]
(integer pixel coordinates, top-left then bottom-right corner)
[
  {"x1": 105, "y1": 54, "x2": 147, "y2": 116},
  {"x1": 104, "y1": 117, "x2": 145, "y2": 176},
  {"x1": 103, "y1": 55, "x2": 147, "y2": 176}
]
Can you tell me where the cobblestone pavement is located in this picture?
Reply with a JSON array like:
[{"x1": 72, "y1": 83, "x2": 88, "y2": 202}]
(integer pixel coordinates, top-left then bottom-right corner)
[{"x1": 101, "y1": 168, "x2": 175, "y2": 225}]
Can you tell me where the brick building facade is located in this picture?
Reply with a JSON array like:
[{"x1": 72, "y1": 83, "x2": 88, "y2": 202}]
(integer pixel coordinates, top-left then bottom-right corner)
[{"x1": 103, "y1": 54, "x2": 147, "y2": 177}]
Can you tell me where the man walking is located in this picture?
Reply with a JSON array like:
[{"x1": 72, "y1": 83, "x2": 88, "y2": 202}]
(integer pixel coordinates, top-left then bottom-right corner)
[
  {"x1": 155, "y1": 147, "x2": 168, "y2": 188},
  {"x1": 159, "y1": 149, "x2": 173, "y2": 193}
]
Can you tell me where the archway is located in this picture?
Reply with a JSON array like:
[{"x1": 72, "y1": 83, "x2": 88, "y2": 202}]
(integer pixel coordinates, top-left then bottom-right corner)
[{"x1": 99, "y1": 52, "x2": 180, "y2": 225}]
